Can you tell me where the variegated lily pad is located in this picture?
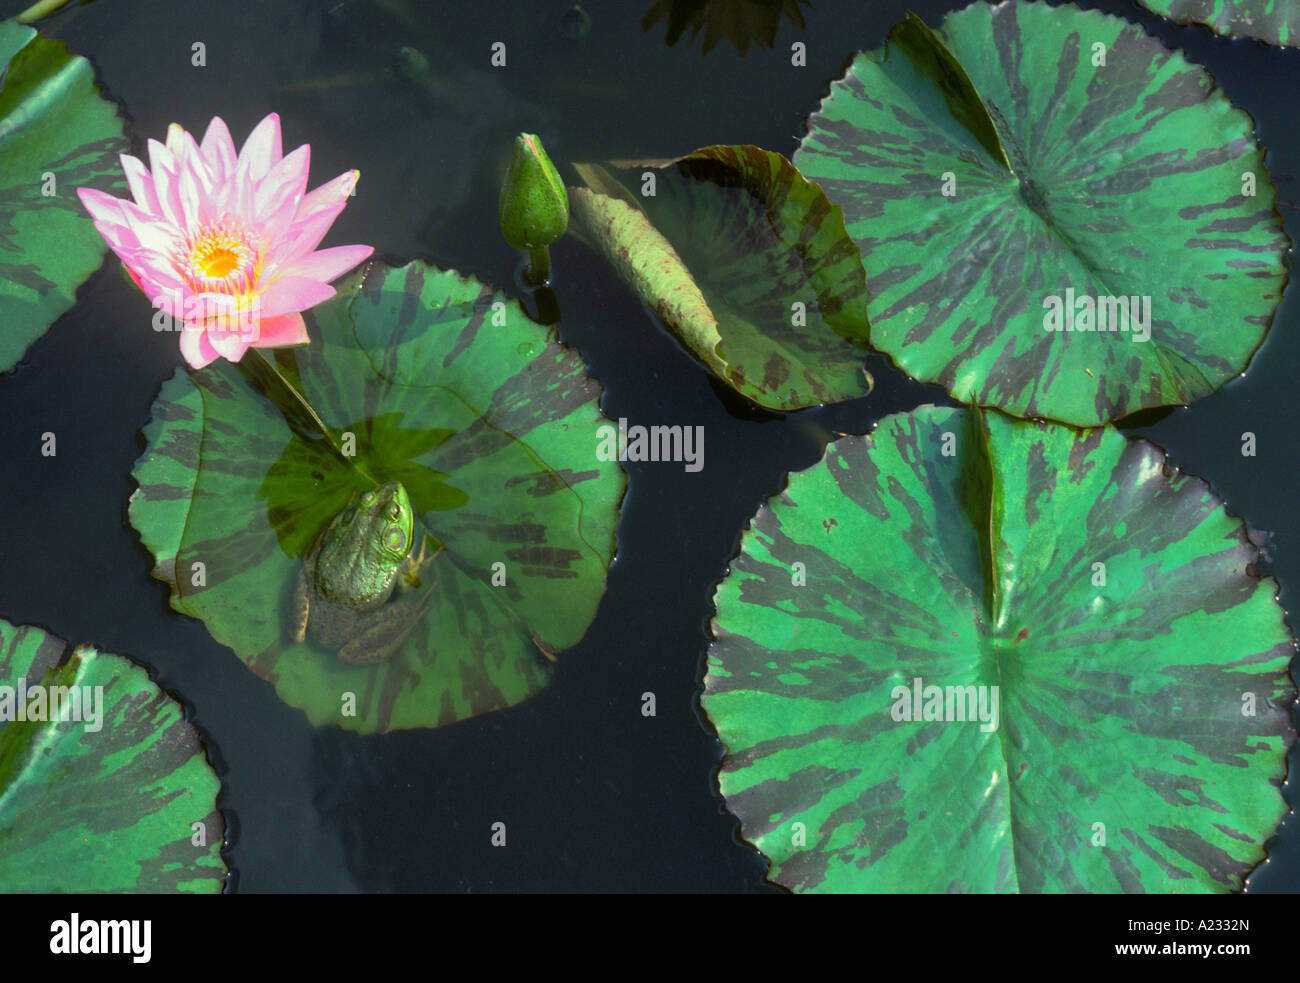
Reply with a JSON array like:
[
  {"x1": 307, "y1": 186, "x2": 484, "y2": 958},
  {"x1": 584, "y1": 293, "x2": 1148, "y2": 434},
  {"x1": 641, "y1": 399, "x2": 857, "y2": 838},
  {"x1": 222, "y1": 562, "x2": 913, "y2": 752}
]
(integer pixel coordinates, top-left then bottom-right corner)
[
  {"x1": 794, "y1": 2, "x2": 1289, "y2": 426},
  {"x1": 572, "y1": 145, "x2": 873, "y2": 411},
  {"x1": 130, "y1": 260, "x2": 625, "y2": 734},
  {"x1": 705, "y1": 406, "x2": 1295, "y2": 892},
  {"x1": 1139, "y1": 0, "x2": 1300, "y2": 47},
  {"x1": 0, "y1": 19, "x2": 128, "y2": 373},
  {"x1": 0, "y1": 618, "x2": 226, "y2": 892},
  {"x1": 641, "y1": 0, "x2": 812, "y2": 55}
]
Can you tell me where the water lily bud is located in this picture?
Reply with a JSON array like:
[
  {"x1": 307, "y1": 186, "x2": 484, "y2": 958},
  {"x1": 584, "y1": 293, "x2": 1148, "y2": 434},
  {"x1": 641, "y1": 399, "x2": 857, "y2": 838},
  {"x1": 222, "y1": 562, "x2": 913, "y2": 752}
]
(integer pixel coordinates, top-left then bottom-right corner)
[
  {"x1": 561, "y1": 4, "x2": 592, "y2": 41},
  {"x1": 499, "y1": 133, "x2": 569, "y2": 252}
]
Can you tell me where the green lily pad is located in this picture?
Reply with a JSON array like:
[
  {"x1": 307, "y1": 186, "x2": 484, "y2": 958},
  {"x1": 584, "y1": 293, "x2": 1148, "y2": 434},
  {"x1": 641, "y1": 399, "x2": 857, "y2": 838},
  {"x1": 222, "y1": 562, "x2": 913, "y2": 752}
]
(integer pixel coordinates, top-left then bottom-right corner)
[
  {"x1": 641, "y1": 0, "x2": 812, "y2": 55},
  {"x1": 0, "y1": 618, "x2": 226, "y2": 892},
  {"x1": 130, "y1": 260, "x2": 625, "y2": 734},
  {"x1": 0, "y1": 20, "x2": 128, "y2": 374},
  {"x1": 572, "y1": 145, "x2": 873, "y2": 411},
  {"x1": 1139, "y1": 0, "x2": 1300, "y2": 46},
  {"x1": 793, "y1": 2, "x2": 1289, "y2": 426},
  {"x1": 704, "y1": 405, "x2": 1295, "y2": 892}
]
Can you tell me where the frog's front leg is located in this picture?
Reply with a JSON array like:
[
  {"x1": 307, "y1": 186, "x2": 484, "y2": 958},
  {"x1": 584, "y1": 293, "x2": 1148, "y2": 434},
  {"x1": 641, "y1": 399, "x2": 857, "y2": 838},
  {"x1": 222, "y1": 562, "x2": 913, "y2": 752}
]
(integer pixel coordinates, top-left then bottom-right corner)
[{"x1": 396, "y1": 533, "x2": 444, "y2": 593}]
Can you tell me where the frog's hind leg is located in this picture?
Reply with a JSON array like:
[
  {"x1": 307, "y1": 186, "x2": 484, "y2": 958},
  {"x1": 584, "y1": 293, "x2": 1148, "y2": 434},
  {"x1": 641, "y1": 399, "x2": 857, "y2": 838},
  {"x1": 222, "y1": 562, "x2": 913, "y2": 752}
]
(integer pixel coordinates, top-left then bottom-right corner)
[
  {"x1": 337, "y1": 628, "x2": 407, "y2": 666},
  {"x1": 337, "y1": 575, "x2": 442, "y2": 666}
]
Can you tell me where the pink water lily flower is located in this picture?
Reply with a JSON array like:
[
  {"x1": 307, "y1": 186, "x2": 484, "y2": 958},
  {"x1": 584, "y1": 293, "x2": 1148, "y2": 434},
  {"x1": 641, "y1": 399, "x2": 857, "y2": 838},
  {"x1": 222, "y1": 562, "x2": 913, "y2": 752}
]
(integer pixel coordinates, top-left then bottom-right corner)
[{"x1": 77, "y1": 113, "x2": 373, "y2": 369}]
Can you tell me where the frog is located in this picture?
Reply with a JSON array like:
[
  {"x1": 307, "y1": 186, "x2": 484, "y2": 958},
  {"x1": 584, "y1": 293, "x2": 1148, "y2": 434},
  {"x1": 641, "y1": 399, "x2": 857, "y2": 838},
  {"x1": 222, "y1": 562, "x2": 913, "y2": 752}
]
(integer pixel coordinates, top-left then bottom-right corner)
[{"x1": 288, "y1": 481, "x2": 440, "y2": 665}]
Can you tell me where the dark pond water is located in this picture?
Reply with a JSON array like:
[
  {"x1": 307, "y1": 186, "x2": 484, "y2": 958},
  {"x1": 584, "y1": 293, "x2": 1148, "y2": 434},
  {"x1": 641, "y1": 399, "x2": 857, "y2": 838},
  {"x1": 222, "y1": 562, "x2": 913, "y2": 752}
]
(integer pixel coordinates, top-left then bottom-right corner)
[{"x1": 1, "y1": 0, "x2": 1296, "y2": 891}]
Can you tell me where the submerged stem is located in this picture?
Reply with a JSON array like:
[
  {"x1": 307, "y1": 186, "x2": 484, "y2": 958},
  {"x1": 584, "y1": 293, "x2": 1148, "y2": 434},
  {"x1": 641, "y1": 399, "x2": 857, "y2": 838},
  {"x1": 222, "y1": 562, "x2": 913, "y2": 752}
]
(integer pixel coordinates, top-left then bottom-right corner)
[
  {"x1": 16, "y1": 0, "x2": 73, "y2": 22},
  {"x1": 250, "y1": 349, "x2": 380, "y2": 485}
]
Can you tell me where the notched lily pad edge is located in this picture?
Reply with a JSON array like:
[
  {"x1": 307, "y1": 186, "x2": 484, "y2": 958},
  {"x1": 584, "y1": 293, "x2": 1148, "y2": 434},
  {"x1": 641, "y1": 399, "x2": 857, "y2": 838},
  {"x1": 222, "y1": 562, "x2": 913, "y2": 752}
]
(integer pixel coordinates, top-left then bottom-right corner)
[
  {"x1": 795, "y1": 0, "x2": 1294, "y2": 423},
  {"x1": 1, "y1": 22, "x2": 134, "y2": 377},
  {"x1": 128, "y1": 259, "x2": 629, "y2": 678},
  {"x1": 570, "y1": 146, "x2": 876, "y2": 411},
  {"x1": 0, "y1": 617, "x2": 232, "y2": 892},
  {"x1": 697, "y1": 403, "x2": 1298, "y2": 892},
  {"x1": 1136, "y1": 0, "x2": 1300, "y2": 49}
]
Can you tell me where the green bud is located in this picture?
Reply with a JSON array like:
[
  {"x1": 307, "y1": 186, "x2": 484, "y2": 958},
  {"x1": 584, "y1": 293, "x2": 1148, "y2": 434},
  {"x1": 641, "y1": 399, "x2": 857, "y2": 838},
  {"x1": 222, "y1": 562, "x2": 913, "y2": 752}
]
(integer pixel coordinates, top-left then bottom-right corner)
[
  {"x1": 499, "y1": 133, "x2": 569, "y2": 251},
  {"x1": 561, "y1": 4, "x2": 592, "y2": 41}
]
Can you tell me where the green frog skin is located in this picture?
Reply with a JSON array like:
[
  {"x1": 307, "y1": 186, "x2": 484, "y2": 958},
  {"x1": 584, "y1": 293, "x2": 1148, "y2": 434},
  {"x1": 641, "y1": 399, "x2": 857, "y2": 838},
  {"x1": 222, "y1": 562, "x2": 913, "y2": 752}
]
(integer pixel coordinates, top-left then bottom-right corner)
[{"x1": 289, "y1": 481, "x2": 434, "y2": 665}]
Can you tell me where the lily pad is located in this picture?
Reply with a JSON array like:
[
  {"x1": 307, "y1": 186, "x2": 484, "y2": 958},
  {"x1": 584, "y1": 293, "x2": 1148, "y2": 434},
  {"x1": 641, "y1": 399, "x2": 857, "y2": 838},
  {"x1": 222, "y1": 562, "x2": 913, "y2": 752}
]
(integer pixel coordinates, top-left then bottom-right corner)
[
  {"x1": 0, "y1": 618, "x2": 226, "y2": 892},
  {"x1": 0, "y1": 20, "x2": 128, "y2": 373},
  {"x1": 704, "y1": 405, "x2": 1295, "y2": 892},
  {"x1": 793, "y1": 2, "x2": 1289, "y2": 426},
  {"x1": 641, "y1": 0, "x2": 812, "y2": 55},
  {"x1": 130, "y1": 260, "x2": 625, "y2": 734},
  {"x1": 572, "y1": 145, "x2": 873, "y2": 411},
  {"x1": 1138, "y1": 0, "x2": 1300, "y2": 46}
]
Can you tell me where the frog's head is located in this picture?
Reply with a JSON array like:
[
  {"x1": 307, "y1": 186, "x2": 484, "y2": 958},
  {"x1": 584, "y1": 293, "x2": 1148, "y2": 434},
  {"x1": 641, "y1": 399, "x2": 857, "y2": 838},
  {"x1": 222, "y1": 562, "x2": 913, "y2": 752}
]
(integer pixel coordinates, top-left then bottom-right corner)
[{"x1": 357, "y1": 481, "x2": 414, "y2": 562}]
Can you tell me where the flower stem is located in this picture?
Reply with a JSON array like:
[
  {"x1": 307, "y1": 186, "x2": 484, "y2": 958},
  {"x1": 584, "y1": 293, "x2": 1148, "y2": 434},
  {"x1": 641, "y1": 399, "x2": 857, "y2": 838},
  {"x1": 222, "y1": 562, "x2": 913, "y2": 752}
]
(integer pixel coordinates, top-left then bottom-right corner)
[
  {"x1": 526, "y1": 246, "x2": 551, "y2": 285},
  {"x1": 16, "y1": 0, "x2": 73, "y2": 22},
  {"x1": 250, "y1": 349, "x2": 380, "y2": 485}
]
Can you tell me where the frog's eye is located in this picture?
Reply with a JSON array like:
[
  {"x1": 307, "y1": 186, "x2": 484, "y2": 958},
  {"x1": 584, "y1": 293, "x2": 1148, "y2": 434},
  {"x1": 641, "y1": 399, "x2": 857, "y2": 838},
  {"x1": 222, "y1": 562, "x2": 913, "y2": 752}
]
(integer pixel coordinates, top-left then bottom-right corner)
[
  {"x1": 386, "y1": 527, "x2": 407, "y2": 553},
  {"x1": 389, "y1": 504, "x2": 401, "y2": 521}
]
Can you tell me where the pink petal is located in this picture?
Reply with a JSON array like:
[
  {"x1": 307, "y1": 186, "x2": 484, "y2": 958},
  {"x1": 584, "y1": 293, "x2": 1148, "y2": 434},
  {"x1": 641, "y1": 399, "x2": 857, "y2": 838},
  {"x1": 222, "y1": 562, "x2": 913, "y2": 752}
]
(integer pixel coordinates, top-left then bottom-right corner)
[
  {"x1": 253, "y1": 312, "x2": 310, "y2": 347},
  {"x1": 217, "y1": 159, "x2": 258, "y2": 225},
  {"x1": 176, "y1": 127, "x2": 216, "y2": 190},
  {"x1": 146, "y1": 283, "x2": 187, "y2": 317},
  {"x1": 77, "y1": 186, "x2": 128, "y2": 226},
  {"x1": 94, "y1": 218, "x2": 138, "y2": 252},
  {"x1": 267, "y1": 202, "x2": 345, "y2": 268},
  {"x1": 176, "y1": 156, "x2": 207, "y2": 230},
  {"x1": 178, "y1": 323, "x2": 222, "y2": 369},
  {"x1": 188, "y1": 291, "x2": 241, "y2": 318},
  {"x1": 257, "y1": 188, "x2": 304, "y2": 254},
  {"x1": 164, "y1": 122, "x2": 187, "y2": 158},
  {"x1": 119, "y1": 204, "x2": 182, "y2": 260},
  {"x1": 90, "y1": 220, "x2": 138, "y2": 258},
  {"x1": 141, "y1": 281, "x2": 182, "y2": 312},
  {"x1": 297, "y1": 169, "x2": 359, "y2": 221},
  {"x1": 200, "y1": 117, "x2": 237, "y2": 185},
  {"x1": 254, "y1": 144, "x2": 310, "y2": 209},
  {"x1": 148, "y1": 146, "x2": 185, "y2": 229},
  {"x1": 275, "y1": 244, "x2": 373, "y2": 285},
  {"x1": 235, "y1": 113, "x2": 283, "y2": 186},
  {"x1": 119, "y1": 154, "x2": 160, "y2": 214},
  {"x1": 146, "y1": 138, "x2": 177, "y2": 182},
  {"x1": 259, "y1": 276, "x2": 336, "y2": 317},
  {"x1": 206, "y1": 323, "x2": 252, "y2": 361},
  {"x1": 253, "y1": 144, "x2": 310, "y2": 240}
]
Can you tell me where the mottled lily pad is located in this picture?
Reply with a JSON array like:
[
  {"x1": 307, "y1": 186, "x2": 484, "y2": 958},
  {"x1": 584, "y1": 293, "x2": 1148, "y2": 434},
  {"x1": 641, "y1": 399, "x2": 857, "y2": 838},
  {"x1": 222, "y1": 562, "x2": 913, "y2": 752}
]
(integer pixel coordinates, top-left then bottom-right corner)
[
  {"x1": 641, "y1": 0, "x2": 812, "y2": 54},
  {"x1": 130, "y1": 260, "x2": 625, "y2": 734},
  {"x1": 572, "y1": 145, "x2": 873, "y2": 411},
  {"x1": 0, "y1": 618, "x2": 226, "y2": 892},
  {"x1": 0, "y1": 20, "x2": 128, "y2": 373},
  {"x1": 1139, "y1": 0, "x2": 1300, "y2": 46},
  {"x1": 794, "y1": 2, "x2": 1289, "y2": 426},
  {"x1": 705, "y1": 405, "x2": 1295, "y2": 892}
]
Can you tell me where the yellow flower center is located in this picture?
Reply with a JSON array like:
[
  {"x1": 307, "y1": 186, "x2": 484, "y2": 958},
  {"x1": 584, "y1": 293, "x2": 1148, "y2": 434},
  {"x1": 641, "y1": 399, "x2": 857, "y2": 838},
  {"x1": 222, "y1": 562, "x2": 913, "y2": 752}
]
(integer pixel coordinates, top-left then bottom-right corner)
[
  {"x1": 198, "y1": 246, "x2": 240, "y2": 279},
  {"x1": 178, "y1": 221, "x2": 260, "y2": 295}
]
